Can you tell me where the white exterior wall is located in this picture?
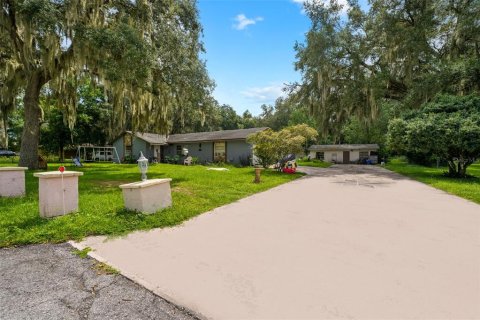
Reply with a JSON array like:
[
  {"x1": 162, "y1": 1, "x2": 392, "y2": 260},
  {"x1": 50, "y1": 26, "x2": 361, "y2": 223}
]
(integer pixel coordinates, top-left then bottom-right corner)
[
  {"x1": 309, "y1": 149, "x2": 376, "y2": 164},
  {"x1": 309, "y1": 150, "x2": 343, "y2": 162},
  {"x1": 350, "y1": 150, "x2": 360, "y2": 162},
  {"x1": 325, "y1": 151, "x2": 343, "y2": 163}
]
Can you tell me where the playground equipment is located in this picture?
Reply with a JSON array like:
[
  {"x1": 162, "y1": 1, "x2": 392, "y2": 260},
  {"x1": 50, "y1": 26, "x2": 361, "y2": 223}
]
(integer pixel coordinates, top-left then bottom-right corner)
[{"x1": 76, "y1": 145, "x2": 120, "y2": 163}]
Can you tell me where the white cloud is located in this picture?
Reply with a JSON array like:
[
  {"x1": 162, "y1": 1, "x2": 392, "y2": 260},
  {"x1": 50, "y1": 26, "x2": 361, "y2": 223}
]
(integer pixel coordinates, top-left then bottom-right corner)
[
  {"x1": 292, "y1": 0, "x2": 351, "y2": 14},
  {"x1": 241, "y1": 84, "x2": 286, "y2": 104},
  {"x1": 233, "y1": 14, "x2": 264, "y2": 31}
]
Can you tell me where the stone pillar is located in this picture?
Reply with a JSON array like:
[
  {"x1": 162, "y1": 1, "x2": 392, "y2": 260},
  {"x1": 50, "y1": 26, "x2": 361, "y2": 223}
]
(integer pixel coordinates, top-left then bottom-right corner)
[
  {"x1": 120, "y1": 178, "x2": 172, "y2": 214},
  {"x1": 34, "y1": 171, "x2": 84, "y2": 218},
  {"x1": 0, "y1": 167, "x2": 28, "y2": 197}
]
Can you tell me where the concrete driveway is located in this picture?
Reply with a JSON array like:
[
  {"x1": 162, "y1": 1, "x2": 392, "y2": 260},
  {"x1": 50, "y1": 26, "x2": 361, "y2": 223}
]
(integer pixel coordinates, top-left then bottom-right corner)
[{"x1": 76, "y1": 165, "x2": 480, "y2": 319}]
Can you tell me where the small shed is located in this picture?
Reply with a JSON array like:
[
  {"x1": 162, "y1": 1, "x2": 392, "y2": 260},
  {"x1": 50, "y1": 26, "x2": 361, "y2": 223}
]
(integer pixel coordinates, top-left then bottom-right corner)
[{"x1": 308, "y1": 144, "x2": 380, "y2": 164}]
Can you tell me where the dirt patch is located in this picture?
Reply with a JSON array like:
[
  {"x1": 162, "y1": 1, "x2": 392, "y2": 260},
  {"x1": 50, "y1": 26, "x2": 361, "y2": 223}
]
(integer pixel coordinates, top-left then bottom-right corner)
[
  {"x1": 93, "y1": 180, "x2": 131, "y2": 188},
  {"x1": 172, "y1": 186, "x2": 195, "y2": 196}
]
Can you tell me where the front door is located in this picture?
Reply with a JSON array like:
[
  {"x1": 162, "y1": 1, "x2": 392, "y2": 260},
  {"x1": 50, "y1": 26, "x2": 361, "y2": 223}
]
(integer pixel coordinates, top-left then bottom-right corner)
[
  {"x1": 214, "y1": 141, "x2": 226, "y2": 162},
  {"x1": 343, "y1": 151, "x2": 350, "y2": 164},
  {"x1": 154, "y1": 146, "x2": 161, "y2": 162}
]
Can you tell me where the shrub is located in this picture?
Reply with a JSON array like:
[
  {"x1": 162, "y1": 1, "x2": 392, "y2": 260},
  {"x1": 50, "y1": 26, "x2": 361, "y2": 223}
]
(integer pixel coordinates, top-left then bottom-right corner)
[{"x1": 387, "y1": 95, "x2": 480, "y2": 177}]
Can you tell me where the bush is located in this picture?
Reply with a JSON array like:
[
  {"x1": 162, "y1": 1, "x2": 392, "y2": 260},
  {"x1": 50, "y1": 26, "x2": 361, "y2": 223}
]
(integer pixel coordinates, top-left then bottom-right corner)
[
  {"x1": 123, "y1": 155, "x2": 136, "y2": 164},
  {"x1": 191, "y1": 156, "x2": 200, "y2": 165},
  {"x1": 387, "y1": 95, "x2": 480, "y2": 177},
  {"x1": 164, "y1": 155, "x2": 180, "y2": 164}
]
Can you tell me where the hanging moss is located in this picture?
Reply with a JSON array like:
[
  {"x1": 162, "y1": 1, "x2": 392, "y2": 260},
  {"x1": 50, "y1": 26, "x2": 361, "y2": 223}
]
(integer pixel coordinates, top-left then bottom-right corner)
[{"x1": 0, "y1": 0, "x2": 213, "y2": 154}]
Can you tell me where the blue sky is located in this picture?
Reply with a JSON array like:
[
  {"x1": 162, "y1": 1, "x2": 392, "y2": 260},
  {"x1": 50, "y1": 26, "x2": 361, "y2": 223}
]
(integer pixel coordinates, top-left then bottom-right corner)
[{"x1": 197, "y1": 0, "x2": 312, "y2": 115}]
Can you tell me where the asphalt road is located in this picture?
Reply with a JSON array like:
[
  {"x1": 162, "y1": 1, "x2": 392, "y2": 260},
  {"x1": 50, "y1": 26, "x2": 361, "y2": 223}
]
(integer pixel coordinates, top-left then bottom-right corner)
[{"x1": 0, "y1": 243, "x2": 198, "y2": 320}]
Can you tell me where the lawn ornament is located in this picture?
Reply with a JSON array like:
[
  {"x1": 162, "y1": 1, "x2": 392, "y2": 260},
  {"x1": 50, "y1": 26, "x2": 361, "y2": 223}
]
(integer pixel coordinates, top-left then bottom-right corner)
[
  {"x1": 254, "y1": 167, "x2": 263, "y2": 183},
  {"x1": 137, "y1": 152, "x2": 149, "y2": 181}
]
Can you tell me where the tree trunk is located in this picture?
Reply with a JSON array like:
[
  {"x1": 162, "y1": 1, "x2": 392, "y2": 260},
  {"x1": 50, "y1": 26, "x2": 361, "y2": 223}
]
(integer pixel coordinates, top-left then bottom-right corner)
[
  {"x1": 447, "y1": 159, "x2": 471, "y2": 178},
  {"x1": 19, "y1": 72, "x2": 46, "y2": 169},
  {"x1": 447, "y1": 160, "x2": 457, "y2": 176},
  {"x1": 457, "y1": 161, "x2": 471, "y2": 178},
  {"x1": 0, "y1": 111, "x2": 7, "y2": 149},
  {"x1": 59, "y1": 145, "x2": 65, "y2": 162}
]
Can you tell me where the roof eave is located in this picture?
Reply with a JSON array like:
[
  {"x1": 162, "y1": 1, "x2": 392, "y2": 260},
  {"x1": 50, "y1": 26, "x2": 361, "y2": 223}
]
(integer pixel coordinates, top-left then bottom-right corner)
[{"x1": 166, "y1": 137, "x2": 250, "y2": 144}]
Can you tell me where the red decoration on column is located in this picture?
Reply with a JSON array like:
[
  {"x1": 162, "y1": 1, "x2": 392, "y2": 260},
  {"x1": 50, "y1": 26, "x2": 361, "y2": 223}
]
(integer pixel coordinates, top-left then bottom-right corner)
[{"x1": 59, "y1": 166, "x2": 65, "y2": 173}]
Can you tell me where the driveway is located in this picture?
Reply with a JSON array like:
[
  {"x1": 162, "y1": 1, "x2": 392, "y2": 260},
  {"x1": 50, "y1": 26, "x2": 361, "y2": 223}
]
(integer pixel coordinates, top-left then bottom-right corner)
[{"x1": 76, "y1": 165, "x2": 480, "y2": 319}]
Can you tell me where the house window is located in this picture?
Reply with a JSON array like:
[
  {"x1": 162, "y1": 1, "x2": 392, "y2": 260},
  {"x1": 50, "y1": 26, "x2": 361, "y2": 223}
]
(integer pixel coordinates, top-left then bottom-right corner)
[
  {"x1": 359, "y1": 151, "x2": 369, "y2": 160},
  {"x1": 199, "y1": 143, "x2": 202, "y2": 152},
  {"x1": 124, "y1": 134, "x2": 132, "y2": 157},
  {"x1": 176, "y1": 145, "x2": 182, "y2": 156},
  {"x1": 315, "y1": 152, "x2": 324, "y2": 160}
]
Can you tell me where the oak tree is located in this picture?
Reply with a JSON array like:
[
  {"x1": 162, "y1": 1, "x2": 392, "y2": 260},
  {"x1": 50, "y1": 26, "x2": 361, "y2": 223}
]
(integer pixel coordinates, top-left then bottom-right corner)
[{"x1": 1, "y1": 0, "x2": 211, "y2": 168}]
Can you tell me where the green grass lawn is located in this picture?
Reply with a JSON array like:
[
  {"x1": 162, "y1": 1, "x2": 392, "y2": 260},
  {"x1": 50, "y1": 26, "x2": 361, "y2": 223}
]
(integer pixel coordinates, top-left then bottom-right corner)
[
  {"x1": 296, "y1": 158, "x2": 332, "y2": 168},
  {"x1": 386, "y1": 157, "x2": 480, "y2": 204},
  {"x1": 0, "y1": 160, "x2": 301, "y2": 247}
]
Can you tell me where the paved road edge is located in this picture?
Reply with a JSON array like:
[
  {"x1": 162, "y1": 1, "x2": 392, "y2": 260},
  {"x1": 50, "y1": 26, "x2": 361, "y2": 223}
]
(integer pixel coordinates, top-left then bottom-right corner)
[{"x1": 68, "y1": 240, "x2": 208, "y2": 320}]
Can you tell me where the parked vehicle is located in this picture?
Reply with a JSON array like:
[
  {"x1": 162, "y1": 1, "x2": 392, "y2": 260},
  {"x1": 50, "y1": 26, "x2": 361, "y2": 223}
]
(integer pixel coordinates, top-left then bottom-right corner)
[
  {"x1": 0, "y1": 150, "x2": 16, "y2": 157},
  {"x1": 94, "y1": 150, "x2": 113, "y2": 161}
]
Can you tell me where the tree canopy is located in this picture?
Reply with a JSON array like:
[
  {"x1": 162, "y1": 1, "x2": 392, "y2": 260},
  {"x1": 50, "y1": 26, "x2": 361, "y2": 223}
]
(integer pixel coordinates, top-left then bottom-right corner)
[
  {"x1": 1, "y1": 0, "x2": 212, "y2": 168},
  {"x1": 294, "y1": 0, "x2": 480, "y2": 139},
  {"x1": 387, "y1": 95, "x2": 480, "y2": 177}
]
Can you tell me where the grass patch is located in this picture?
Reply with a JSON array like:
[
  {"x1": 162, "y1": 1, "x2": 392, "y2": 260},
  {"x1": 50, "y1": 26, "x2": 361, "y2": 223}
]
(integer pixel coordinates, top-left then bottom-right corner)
[
  {"x1": 72, "y1": 247, "x2": 92, "y2": 259},
  {"x1": 0, "y1": 161, "x2": 301, "y2": 247},
  {"x1": 386, "y1": 157, "x2": 480, "y2": 204},
  {"x1": 296, "y1": 158, "x2": 332, "y2": 168},
  {"x1": 0, "y1": 157, "x2": 19, "y2": 165},
  {"x1": 93, "y1": 262, "x2": 119, "y2": 275}
]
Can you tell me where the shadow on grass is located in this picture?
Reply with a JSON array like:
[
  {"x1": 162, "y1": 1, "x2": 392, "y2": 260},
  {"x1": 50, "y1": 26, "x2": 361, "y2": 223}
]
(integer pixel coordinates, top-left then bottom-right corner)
[
  {"x1": 2, "y1": 214, "x2": 48, "y2": 230},
  {"x1": 115, "y1": 208, "x2": 148, "y2": 218},
  {"x1": 389, "y1": 165, "x2": 480, "y2": 182}
]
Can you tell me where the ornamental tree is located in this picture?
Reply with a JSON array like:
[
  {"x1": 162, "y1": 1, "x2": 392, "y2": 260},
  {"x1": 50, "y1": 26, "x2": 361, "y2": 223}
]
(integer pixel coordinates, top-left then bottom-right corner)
[
  {"x1": 247, "y1": 124, "x2": 318, "y2": 168},
  {"x1": 387, "y1": 95, "x2": 480, "y2": 177}
]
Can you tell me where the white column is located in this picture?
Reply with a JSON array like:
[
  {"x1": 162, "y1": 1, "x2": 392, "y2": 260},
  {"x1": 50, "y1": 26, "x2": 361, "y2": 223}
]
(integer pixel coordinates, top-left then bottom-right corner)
[
  {"x1": 0, "y1": 167, "x2": 28, "y2": 197},
  {"x1": 34, "y1": 171, "x2": 84, "y2": 218}
]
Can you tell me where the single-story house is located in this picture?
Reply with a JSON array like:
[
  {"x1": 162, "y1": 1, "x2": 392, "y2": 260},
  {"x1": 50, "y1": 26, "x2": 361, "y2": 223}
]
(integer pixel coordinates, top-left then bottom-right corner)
[
  {"x1": 308, "y1": 144, "x2": 380, "y2": 164},
  {"x1": 112, "y1": 127, "x2": 268, "y2": 165},
  {"x1": 164, "y1": 127, "x2": 268, "y2": 165}
]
